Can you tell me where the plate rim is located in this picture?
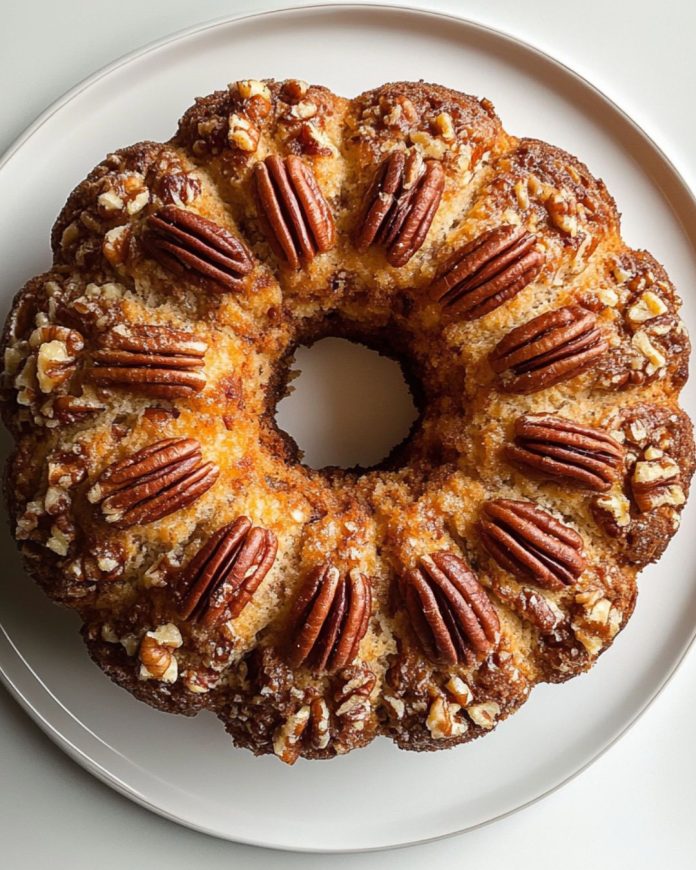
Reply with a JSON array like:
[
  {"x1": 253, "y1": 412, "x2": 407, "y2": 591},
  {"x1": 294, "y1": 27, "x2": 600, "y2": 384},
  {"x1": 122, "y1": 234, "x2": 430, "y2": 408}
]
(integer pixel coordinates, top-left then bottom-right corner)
[{"x1": 1, "y1": 1, "x2": 696, "y2": 853}]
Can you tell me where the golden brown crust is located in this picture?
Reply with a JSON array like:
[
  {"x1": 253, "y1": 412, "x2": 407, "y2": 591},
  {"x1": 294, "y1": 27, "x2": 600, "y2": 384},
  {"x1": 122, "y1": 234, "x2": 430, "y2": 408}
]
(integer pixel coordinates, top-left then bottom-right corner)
[{"x1": 1, "y1": 79, "x2": 692, "y2": 761}]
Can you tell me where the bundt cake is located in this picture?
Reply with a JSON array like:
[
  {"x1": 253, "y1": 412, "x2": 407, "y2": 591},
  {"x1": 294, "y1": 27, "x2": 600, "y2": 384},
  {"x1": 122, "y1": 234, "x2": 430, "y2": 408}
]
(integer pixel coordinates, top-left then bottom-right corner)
[{"x1": 2, "y1": 79, "x2": 693, "y2": 763}]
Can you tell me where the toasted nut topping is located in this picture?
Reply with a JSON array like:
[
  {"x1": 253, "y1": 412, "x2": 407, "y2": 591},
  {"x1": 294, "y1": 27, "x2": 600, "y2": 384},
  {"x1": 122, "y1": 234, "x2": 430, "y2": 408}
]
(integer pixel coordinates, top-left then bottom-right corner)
[
  {"x1": 431, "y1": 225, "x2": 544, "y2": 320},
  {"x1": 285, "y1": 565, "x2": 372, "y2": 672},
  {"x1": 281, "y1": 79, "x2": 309, "y2": 102},
  {"x1": 445, "y1": 676, "x2": 473, "y2": 707},
  {"x1": 383, "y1": 695, "x2": 405, "y2": 719},
  {"x1": 51, "y1": 395, "x2": 106, "y2": 425},
  {"x1": 627, "y1": 290, "x2": 667, "y2": 323},
  {"x1": 633, "y1": 457, "x2": 679, "y2": 485},
  {"x1": 479, "y1": 499, "x2": 586, "y2": 590},
  {"x1": 227, "y1": 114, "x2": 259, "y2": 152},
  {"x1": 426, "y1": 696, "x2": 468, "y2": 739},
  {"x1": 572, "y1": 625, "x2": 603, "y2": 656},
  {"x1": 36, "y1": 341, "x2": 75, "y2": 393},
  {"x1": 28, "y1": 325, "x2": 84, "y2": 394},
  {"x1": 309, "y1": 697, "x2": 331, "y2": 750},
  {"x1": 102, "y1": 224, "x2": 131, "y2": 266},
  {"x1": 127, "y1": 190, "x2": 150, "y2": 215},
  {"x1": 597, "y1": 286, "x2": 619, "y2": 307},
  {"x1": 504, "y1": 414, "x2": 624, "y2": 491},
  {"x1": 433, "y1": 112, "x2": 456, "y2": 141},
  {"x1": 144, "y1": 206, "x2": 253, "y2": 291},
  {"x1": 545, "y1": 191, "x2": 577, "y2": 236},
  {"x1": 594, "y1": 492, "x2": 632, "y2": 528},
  {"x1": 402, "y1": 552, "x2": 500, "y2": 665},
  {"x1": 632, "y1": 453, "x2": 684, "y2": 512},
  {"x1": 138, "y1": 623, "x2": 182, "y2": 683},
  {"x1": 334, "y1": 666, "x2": 375, "y2": 729},
  {"x1": 514, "y1": 179, "x2": 530, "y2": 209},
  {"x1": 409, "y1": 130, "x2": 448, "y2": 160},
  {"x1": 98, "y1": 190, "x2": 124, "y2": 212},
  {"x1": 631, "y1": 330, "x2": 667, "y2": 375},
  {"x1": 466, "y1": 701, "x2": 500, "y2": 729},
  {"x1": 90, "y1": 324, "x2": 207, "y2": 398},
  {"x1": 586, "y1": 597, "x2": 612, "y2": 625},
  {"x1": 88, "y1": 438, "x2": 219, "y2": 529},
  {"x1": 273, "y1": 706, "x2": 310, "y2": 764},
  {"x1": 254, "y1": 155, "x2": 335, "y2": 269},
  {"x1": 380, "y1": 95, "x2": 418, "y2": 126},
  {"x1": 489, "y1": 305, "x2": 608, "y2": 393},
  {"x1": 354, "y1": 151, "x2": 444, "y2": 267},
  {"x1": 235, "y1": 79, "x2": 271, "y2": 101},
  {"x1": 177, "y1": 516, "x2": 277, "y2": 627},
  {"x1": 290, "y1": 100, "x2": 318, "y2": 120}
]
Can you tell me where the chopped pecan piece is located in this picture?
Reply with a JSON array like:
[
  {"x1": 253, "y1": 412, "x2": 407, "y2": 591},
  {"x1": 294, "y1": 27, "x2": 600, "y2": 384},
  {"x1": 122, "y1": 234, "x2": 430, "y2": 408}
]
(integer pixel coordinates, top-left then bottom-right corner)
[
  {"x1": 402, "y1": 552, "x2": 499, "y2": 665},
  {"x1": 29, "y1": 325, "x2": 85, "y2": 393},
  {"x1": 492, "y1": 583, "x2": 561, "y2": 634},
  {"x1": 505, "y1": 414, "x2": 624, "y2": 491},
  {"x1": 87, "y1": 437, "x2": 219, "y2": 529},
  {"x1": 66, "y1": 540, "x2": 125, "y2": 585},
  {"x1": 286, "y1": 564, "x2": 371, "y2": 671},
  {"x1": 90, "y1": 324, "x2": 207, "y2": 398},
  {"x1": 139, "y1": 634, "x2": 176, "y2": 681},
  {"x1": 479, "y1": 499, "x2": 586, "y2": 590},
  {"x1": 430, "y1": 225, "x2": 545, "y2": 319},
  {"x1": 144, "y1": 205, "x2": 253, "y2": 291},
  {"x1": 354, "y1": 151, "x2": 445, "y2": 267},
  {"x1": 273, "y1": 706, "x2": 310, "y2": 764},
  {"x1": 334, "y1": 664, "x2": 376, "y2": 728},
  {"x1": 489, "y1": 305, "x2": 608, "y2": 393},
  {"x1": 426, "y1": 694, "x2": 468, "y2": 739},
  {"x1": 138, "y1": 623, "x2": 182, "y2": 683},
  {"x1": 254, "y1": 155, "x2": 335, "y2": 268},
  {"x1": 631, "y1": 454, "x2": 684, "y2": 512},
  {"x1": 52, "y1": 395, "x2": 106, "y2": 424},
  {"x1": 177, "y1": 516, "x2": 277, "y2": 627},
  {"x1": 309, "y1": 697, "x2": 331, "y2": 750}
]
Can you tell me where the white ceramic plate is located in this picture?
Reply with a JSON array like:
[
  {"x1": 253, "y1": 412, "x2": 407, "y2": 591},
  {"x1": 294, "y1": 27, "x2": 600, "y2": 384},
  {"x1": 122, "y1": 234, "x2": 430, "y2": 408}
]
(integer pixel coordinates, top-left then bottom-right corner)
[{"x1": 1, "y1": 3, "x2": 695, "y2": 853}]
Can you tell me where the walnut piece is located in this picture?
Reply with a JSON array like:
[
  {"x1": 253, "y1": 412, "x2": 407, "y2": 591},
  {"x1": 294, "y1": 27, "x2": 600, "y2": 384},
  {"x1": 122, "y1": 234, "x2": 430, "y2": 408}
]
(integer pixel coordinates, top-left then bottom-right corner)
[{"x1": 138, "y1": 623, "x2": 183, "y2": 683}]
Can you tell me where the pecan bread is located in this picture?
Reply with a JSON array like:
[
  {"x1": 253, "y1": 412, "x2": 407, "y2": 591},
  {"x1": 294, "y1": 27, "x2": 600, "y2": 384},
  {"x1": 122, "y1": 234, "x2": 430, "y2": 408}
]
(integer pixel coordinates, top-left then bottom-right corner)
[{"x1": 2, "y1": 79, "x2": 693, "y2": 763}]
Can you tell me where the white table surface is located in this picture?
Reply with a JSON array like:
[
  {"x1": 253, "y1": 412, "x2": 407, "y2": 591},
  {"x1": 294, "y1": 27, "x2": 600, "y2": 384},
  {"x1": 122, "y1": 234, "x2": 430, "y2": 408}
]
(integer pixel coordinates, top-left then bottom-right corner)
[{"x1": 2, "y1": 1, "x2": 695, "y2": 866}]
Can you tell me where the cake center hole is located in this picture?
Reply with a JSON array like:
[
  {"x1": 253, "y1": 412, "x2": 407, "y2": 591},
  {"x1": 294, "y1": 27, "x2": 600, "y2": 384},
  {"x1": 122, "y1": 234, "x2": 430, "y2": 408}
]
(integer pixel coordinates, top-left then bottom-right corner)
[{"x1": 275, "y1": 337, "x2": 419, "y2": 470}]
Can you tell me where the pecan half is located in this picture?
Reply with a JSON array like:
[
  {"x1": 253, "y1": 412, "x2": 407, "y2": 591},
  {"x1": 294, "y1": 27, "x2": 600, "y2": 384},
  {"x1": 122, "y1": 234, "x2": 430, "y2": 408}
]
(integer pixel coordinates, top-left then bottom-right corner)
[
  {"x1": 430, "y1": 225, "x2": 545, "y2": 319},
  {"x1": 354, "y1": 151, "x2": 445, "y2": 267},
  {"x1": 479, "y1": 499, "x2": 586, "y2": 590},
  {"x1": 177, "y1": 516, "x2": 277, "y2": 627},
  {"x1": 254, "y1": 155, "x2": 335, "y2": 268},
  {"x1": 402, "y1": 552, "x2": 499, "y2": 665},
  {"x1": 87, "y1": 437, "x2": 219, "y2": 529},
  {"x1": 144, "y1": 205, "x2": 253, "y2": 291},
  {"x1": 90, "y1": 325, "x2": 207, "y2": 398},
  {"x1": 489, "y1": 305, "x2": 608, "y2": 393},
  {"x1": 285, "y1": 564, "x2": 371, "y2": 671},
  {"x1": 505, "y1": 414, "x2": 624, "y2": 491}
]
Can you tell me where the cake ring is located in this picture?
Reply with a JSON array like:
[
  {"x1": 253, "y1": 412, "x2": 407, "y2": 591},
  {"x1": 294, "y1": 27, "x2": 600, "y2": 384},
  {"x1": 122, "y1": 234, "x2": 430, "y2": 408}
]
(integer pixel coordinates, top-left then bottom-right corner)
[{"x1": 2, "y1": 79, "x2": 692, "y2": 763}]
